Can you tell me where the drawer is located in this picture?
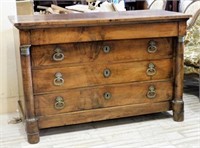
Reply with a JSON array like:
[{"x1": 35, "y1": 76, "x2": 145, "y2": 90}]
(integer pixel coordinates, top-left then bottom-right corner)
[
  {"x1": 30, "y1": 22, "x2": 178, "y2": 45},
  {"x1": 35, "y1": 81, "x2": 173, "y2": 116},
  {"x1": 31, "y1": 38, "x2": 172, "y2": 68},
  {"x1": 32, "y1": 59, "x2": 173, "y2": 93}
]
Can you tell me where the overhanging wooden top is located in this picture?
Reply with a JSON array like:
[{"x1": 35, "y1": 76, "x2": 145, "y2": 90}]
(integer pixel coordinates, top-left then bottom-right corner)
[{"x1": 9, "y1": 10, "x2": 191, "y2": 29}]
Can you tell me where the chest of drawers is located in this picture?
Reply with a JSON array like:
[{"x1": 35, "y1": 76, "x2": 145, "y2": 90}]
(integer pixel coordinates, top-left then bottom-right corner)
[{"x1": 10, "y1": 10, "x2": 190, "y2": 144}]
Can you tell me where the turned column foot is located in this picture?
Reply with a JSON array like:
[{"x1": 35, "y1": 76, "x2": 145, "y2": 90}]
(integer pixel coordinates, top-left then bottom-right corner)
[
  {"x1": 26, "y1": 118, "x2": 40, "y2": 144},
  {"x1": 172, "y1": 100, "x2": 184, "y2": 122},
  {"x1": 27, "y1": 133, "x2": 40, "y2": 144}
]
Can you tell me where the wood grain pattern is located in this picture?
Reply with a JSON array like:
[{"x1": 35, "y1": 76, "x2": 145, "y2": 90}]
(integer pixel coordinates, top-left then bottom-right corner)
[
  {"x1": 35, "y1": 81, "x2": 173, "y2": 116},
  {"x1": 20, "y1": 52, "x2": 35, "y2": 120},
  {"x1": 9, "y1": 10, "x2": 190, "y2": 29},
  {"x1": 31, "y1": 38, "x2": 173, "y2": 68},
  {"x1": 173, "y1": 36, "x2": 184, "y2": 121},
  {"x1": 19, "y1": 30, "x2": 30, "y2": 45},
  {"x1": 38, "y1": 101, "x2": 171, "y2": 129},
  {"x1": 178, "y1": 21, "x2": 187, "y2": 36},
  {"x1": 11, "y1": 11, "x2": 190, "y2": 144},
  {"x1": 32, "y1": 59, "x2": 173, "y2": 93},
  {"x1": 30, "y1": 23, "x2": 178, "y2": 45},
  {"x1": 20, "y1": 47, "x2": 39, "y2": 144}
]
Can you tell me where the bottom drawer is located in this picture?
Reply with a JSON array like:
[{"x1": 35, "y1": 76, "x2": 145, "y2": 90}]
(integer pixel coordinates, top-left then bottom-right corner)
[{"x1": 35, "y1": 81, "x2": 173, "y2": 116}]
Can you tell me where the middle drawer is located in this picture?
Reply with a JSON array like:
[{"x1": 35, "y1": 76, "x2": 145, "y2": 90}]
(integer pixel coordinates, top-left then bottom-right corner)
[{"x1": 32, "y1": 59, "x2": 173, "y2": 93}]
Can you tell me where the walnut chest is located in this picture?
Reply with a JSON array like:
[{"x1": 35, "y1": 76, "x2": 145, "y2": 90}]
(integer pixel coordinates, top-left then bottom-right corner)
[{"x1": 10, "y1": 10, "x2": 190, "y2": 144}]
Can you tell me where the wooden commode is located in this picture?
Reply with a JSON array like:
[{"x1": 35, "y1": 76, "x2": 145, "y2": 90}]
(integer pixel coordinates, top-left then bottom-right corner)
[{"x1": 9, "y1": 10, "x2": 190, "y2": 144}]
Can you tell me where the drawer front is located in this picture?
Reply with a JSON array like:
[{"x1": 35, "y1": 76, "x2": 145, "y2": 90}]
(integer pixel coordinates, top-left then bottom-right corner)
[
  {"x1": 30, "y1": 22, "x2": 178, "y2": 45},
  {"x1": 32, "y1": 59, "x2": 173, "y2": 93},
  {"x1": 31, "y1": 38, "x2": 172, "y2": 68},
  {"x1": 35, "y1": 81, "x2": 173, "y2": 116}
]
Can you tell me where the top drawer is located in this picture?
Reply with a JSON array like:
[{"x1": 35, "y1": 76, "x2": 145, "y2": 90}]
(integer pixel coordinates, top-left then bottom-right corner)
[{"x1": 31, "y1": 38, "x2": 172, "y2": 68}]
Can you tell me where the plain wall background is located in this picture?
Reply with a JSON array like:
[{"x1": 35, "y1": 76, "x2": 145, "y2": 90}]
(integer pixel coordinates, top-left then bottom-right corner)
[{"x1": 0, "y1": 0, "x2": 19, "y2": 114}]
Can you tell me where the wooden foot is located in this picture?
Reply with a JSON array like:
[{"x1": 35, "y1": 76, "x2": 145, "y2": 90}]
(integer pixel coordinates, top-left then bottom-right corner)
[
  {"x1": 26, "y1": 118, "x2": 40, "y2": 144},
  {"x1": 172, "y1": 100, "x2": 184, "y2": 122},
  {"x1": 27, "y1": 133, "x2": 40, "y2": 144}
]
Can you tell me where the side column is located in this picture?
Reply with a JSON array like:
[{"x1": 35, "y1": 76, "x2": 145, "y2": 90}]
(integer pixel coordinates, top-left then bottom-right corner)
[
  {"x1": 172, "y1": 36, "x2": 184, "y2": 122},
  {"x1": 20, "y1": 45, "x2": 39, "y2": 144}
]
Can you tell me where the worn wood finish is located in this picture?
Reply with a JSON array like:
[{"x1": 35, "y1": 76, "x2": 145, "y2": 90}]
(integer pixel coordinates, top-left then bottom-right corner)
[
  {"x1": 35, "y1": 81, "x2": 173, "y2": 116},
  {"x1": 178, "y1": 21, "x2": 187, "y2": 36},
  {"x1": 32, "y1": 59, "x2": 173, "y2": 93},
  {"x1": 31, "y1": 38, "x2": 173, "y2": 68},
  {"x1": 9, "y1": 10, "x2": 190, "y2": 29},
  {"x1": 20, "y1": 46, "x2": 39, "y2": 144},
  {"x1": 19, "y1": 30, "x2": 30, "y2": 45},
  {"x1": 38, "y1": 101, "x2": 171, "y2": 129},
  {"x1": 30, "y1": 23, "x2": 178, "y2": 45},
  {"x1": 10, "y1": 11, "x2": 190, "y2": 143},
  {"x1": 173, "y1": 37, "x2": 184, "y2": 121},
  {"x1": 172, "y1": 21, "x2": 188, "y2": 122}
]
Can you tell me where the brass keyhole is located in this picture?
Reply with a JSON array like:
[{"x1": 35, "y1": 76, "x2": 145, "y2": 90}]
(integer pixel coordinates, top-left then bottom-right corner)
[
  {"x1": 103, "y1": 68, "x2": 111, "y2": 78},
  {"x1": 103, "y1": 46, "x2": 110, "y2": 53},
  {"x1": 104, "y1": 92, "x2": 112, "y2": 100}
]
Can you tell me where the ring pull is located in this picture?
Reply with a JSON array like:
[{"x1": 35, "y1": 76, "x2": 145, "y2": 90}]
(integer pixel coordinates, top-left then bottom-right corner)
[
  {"x1": 103, "y1": 46, "x2": 111, "y2": 53},
  {"x1": 146, "y1": 85, "x2": 156, "y2": 99},
  {"x1": 103, "y1": 68, "x2": 111, "y2": 78},
  {"x1": 55, "y1": 96, "x2": 65, "y2": 110},
  {"x1": 104, "y1": 92, "x2": 112, "y2": 100},
  {"x1": 53, "y1": 47, "x2": 64, "y2": 61},
  {"x1": 146, "y1": 63, "x2": 156, "y2": 76},
  {"x1": 54, "y1": 72, "x2": 64, "y2": 86},
  {"x1": 147, "y1": 40, "x2": 157, "y2": 53}
]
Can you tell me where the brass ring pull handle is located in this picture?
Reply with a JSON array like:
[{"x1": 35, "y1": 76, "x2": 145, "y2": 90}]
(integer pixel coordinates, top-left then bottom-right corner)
[
  {"x1": 104, "y1": 92, "x2": 112, "y2": 100},
  {"x1": 54, "y1": 72, "x2": 64, "y2": 86},
  {"x1": 103, "y1": 45, "x2": 111, "y2": 53},
  {"x1": 146, "y1": 85, "x2": 156, "y2": 99},
  {"x1": 147, "y1": 40, "x2": 157, "y2": 53},
  {"x1": 53, "y1": 47, "x2": 64, "y2": 61},
  {"x1": 103, "y1": 68, "x2": 111, "y2": 78},
  {"x1": 55, "y1": 96, "x2": 65, "y2": 110},
  {"x1": 146, "y1": 63, "x2": 156, "y2": 76}
]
